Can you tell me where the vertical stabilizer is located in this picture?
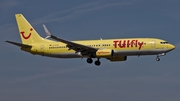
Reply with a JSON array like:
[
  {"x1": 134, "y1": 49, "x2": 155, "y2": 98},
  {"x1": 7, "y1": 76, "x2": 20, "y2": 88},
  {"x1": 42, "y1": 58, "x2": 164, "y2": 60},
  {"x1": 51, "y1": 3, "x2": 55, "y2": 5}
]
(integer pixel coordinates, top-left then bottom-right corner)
[{"x1": 15, "y1": 14, "x2": 43, "y2": 44}]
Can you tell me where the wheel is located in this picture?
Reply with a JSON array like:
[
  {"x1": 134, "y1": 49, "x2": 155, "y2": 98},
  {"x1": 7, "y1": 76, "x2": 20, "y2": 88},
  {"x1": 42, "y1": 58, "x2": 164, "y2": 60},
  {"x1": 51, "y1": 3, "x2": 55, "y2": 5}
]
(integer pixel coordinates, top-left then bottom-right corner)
[
  {"x1": 156, "y1": 58, "x2": 160, "y2": 61},
  {"x1": 87, "y1": 58, "x2": 93, "y2": 64},
  {"x1": 95, "y1": 60, "x2": 101, "y2": 66}
]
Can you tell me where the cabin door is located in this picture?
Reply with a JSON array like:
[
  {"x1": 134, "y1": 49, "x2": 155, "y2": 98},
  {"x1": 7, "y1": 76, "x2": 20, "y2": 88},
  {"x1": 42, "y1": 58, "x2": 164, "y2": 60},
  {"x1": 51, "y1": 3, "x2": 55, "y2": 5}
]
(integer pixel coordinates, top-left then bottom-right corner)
[
  {"x1": 151, "y1": 40, "x2": 155, "y2": 48},
  {"x1": 40, "y1": 45, "x2": 44, "y2": 53}
]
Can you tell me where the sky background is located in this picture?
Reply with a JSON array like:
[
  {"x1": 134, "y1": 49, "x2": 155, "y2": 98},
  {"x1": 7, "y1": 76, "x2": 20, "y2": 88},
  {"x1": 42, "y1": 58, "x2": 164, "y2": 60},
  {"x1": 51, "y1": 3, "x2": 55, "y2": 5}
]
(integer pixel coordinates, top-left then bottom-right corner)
[{"x1": 0, "y1": 0, "x2": 180, "y2": 101}]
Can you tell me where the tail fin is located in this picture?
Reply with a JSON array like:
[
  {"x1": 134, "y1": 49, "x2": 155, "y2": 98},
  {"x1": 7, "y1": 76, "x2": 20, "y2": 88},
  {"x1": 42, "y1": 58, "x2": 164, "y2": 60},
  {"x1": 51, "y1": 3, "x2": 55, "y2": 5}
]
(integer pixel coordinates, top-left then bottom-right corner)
[{"x1": 15, "y1": 14, "x2": 43, "y2": 44}]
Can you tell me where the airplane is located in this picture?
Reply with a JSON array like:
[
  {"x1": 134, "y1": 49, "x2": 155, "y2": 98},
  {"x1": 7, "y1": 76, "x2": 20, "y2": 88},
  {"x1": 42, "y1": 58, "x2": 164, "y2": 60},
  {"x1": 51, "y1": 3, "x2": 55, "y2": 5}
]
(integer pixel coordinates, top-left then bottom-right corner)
[{"x1": 6, "y1": 14, "x2": 175, "y2": 66}]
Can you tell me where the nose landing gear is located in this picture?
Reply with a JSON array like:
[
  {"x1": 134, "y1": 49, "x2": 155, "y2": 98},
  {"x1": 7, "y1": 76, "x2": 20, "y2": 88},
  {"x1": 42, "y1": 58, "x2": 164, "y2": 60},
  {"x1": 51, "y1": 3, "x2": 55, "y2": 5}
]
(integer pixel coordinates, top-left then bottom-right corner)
[
  {"x1": 156, "y1": 53, "x2": 166, "y2": 61},
  {"x1": 156, "y1": 57, "x2": 160, "y2": 61}
]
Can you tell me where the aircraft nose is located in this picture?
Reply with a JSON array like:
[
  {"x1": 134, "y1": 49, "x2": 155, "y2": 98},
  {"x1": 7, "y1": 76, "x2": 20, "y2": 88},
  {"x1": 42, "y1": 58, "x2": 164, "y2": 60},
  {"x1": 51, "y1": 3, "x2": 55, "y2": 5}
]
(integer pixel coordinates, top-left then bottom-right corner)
[{"x1": 169, "y1": 44, "x2": 175, "y2": 50}]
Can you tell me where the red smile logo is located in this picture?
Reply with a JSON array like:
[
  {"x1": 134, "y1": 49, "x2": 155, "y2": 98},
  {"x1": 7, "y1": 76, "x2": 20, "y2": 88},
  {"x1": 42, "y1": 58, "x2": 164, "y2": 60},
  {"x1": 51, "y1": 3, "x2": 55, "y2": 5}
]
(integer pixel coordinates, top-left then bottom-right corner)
[{"x1": 20, "y1": 28, "x2": 33, "y2": 39}]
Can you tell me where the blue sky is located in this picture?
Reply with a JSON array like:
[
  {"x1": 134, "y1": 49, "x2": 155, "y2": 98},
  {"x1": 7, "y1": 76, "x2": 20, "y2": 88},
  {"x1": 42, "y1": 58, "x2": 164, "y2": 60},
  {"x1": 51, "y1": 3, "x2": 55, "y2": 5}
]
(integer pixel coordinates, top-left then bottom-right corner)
[{"x1": 0, "y1": 0, "x2": 180, "y2": 101}]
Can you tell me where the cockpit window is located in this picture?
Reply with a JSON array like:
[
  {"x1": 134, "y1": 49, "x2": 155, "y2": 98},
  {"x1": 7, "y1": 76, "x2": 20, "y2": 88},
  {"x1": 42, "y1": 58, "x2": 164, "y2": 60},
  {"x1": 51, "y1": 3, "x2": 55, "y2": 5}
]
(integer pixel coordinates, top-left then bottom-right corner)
[{"x1": 160, "y1": 42, "x2": 169, "y2": 44}]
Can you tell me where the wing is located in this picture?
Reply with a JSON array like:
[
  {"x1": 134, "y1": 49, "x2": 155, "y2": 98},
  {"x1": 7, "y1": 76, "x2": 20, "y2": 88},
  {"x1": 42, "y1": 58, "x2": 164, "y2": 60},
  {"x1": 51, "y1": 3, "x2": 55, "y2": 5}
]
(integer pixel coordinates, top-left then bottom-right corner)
[{"x1": 43, "y1": 25, "x2": 98, "y2": 57}]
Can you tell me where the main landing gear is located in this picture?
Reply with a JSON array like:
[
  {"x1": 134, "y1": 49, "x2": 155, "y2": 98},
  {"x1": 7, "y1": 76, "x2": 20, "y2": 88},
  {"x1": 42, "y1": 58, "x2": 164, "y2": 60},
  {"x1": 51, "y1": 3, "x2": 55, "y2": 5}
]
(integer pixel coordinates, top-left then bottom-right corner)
[
  {"x1": 156, "y1": 53, "x2": 166, "y2": 61},
  {"x1": 87, "y1": 58, "x2": 93, "y2": 64},
  {"x1": 87, "y1": 58, "x2": 101, "y2": 66},
  {"x1": 94, "y1": 59, "x2": 101, "y2": 66}
]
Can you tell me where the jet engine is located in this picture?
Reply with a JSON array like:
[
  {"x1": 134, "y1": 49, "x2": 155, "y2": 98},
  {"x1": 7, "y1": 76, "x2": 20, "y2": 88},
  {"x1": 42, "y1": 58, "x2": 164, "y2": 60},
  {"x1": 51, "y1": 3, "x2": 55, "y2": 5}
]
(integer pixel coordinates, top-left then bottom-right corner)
[{"x1": 96, "y1": 49, "x2": 114, "y2": 58}]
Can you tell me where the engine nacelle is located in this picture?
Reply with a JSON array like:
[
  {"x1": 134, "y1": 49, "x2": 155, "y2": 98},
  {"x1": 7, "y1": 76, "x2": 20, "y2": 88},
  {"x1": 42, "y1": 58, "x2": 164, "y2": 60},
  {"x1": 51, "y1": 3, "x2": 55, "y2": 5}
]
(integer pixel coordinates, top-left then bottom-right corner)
[
  {"x1": 107, "y1": 56, "x2": 127, "y2": 62},
  {"x1": 96, "y1": 49, "x2": 113, "y2": 58}
]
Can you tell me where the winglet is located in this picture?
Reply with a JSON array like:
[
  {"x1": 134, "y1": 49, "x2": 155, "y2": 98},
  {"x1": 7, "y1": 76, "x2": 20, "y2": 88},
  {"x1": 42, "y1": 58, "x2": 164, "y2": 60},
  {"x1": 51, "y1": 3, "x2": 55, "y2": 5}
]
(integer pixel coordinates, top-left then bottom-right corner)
[{"x1": 43, "y1": 24, "x2": 51, "y2": 39}]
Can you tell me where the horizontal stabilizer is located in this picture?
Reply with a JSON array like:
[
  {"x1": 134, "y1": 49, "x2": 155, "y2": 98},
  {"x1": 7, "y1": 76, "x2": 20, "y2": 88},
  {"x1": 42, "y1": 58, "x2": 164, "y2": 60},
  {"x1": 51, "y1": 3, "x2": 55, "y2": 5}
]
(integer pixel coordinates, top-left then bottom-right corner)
[{"x1": 5, "y1": 41, "x2": 32, "y2": 48}]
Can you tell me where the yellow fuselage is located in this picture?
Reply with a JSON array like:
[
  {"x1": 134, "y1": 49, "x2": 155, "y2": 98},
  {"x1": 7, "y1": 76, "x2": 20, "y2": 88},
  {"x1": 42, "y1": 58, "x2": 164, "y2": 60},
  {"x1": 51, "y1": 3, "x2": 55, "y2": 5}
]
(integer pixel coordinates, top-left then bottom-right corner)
[{"x1": 22, "y1": 38, "x2": 174, "y2": 58}]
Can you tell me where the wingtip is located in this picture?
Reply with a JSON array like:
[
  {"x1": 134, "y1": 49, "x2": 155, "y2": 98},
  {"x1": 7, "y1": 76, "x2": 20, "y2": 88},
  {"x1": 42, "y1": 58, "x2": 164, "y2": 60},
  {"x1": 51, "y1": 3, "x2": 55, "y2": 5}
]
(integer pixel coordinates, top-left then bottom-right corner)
[{"x1": 42, "y1": 24, "x2": 51, "y2": 36}]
